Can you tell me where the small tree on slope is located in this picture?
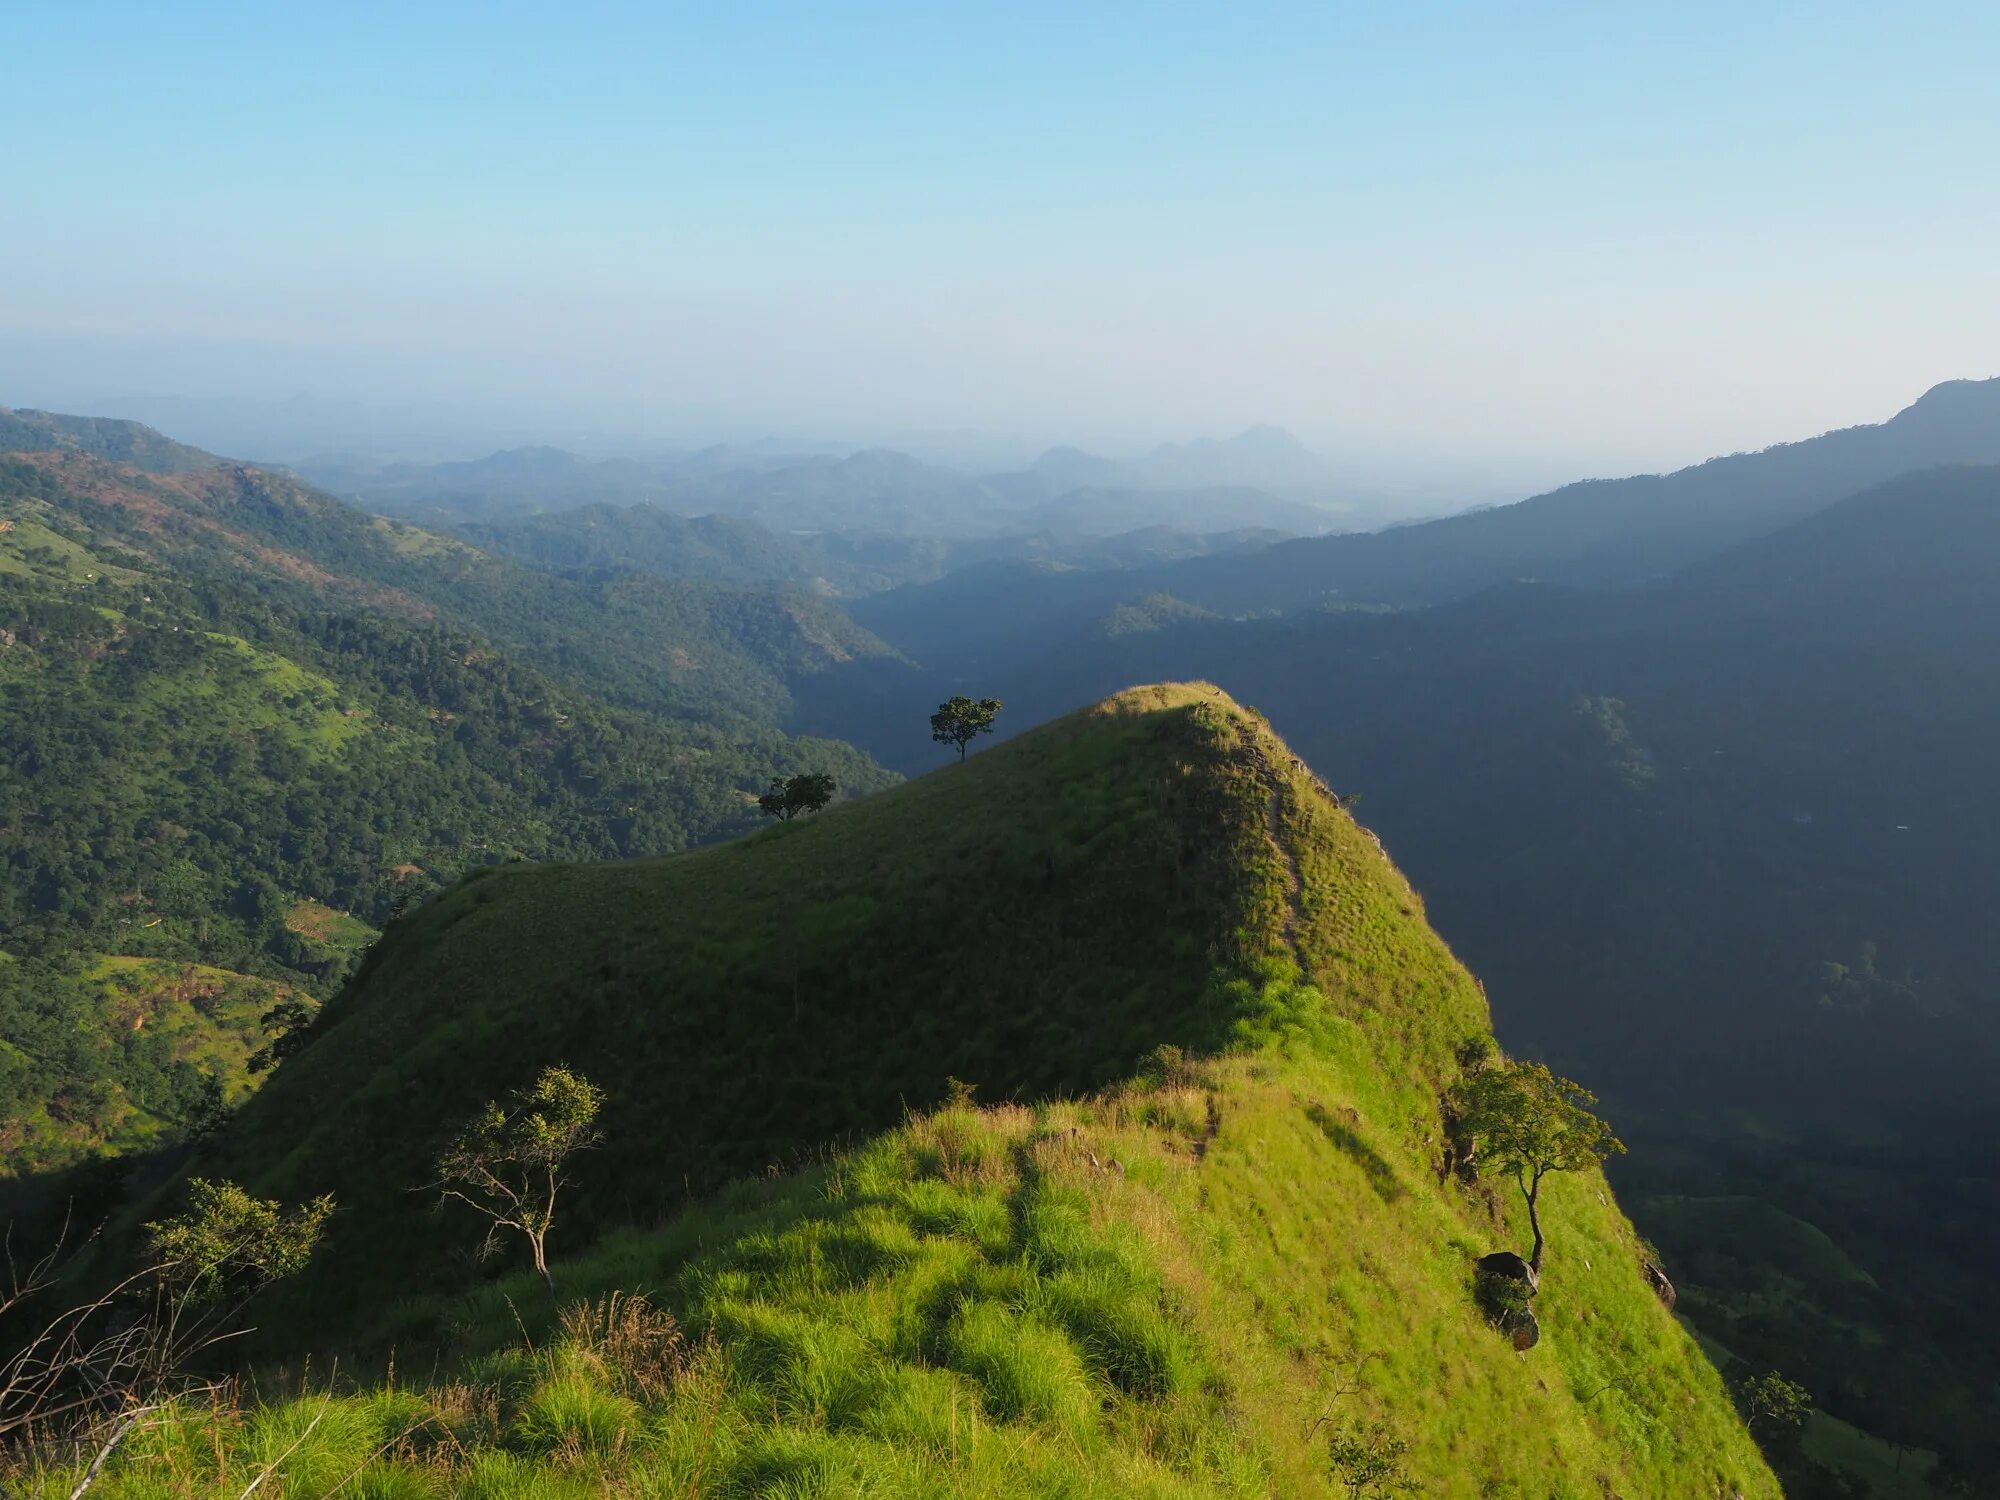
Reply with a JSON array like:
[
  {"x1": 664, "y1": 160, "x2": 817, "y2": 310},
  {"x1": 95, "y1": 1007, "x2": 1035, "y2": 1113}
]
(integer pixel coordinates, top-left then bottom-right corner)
[
  {"x1": 929, "y1": 696, "x2": 1002, "y2": 760},
  {"x1": 1448, "y1": 1060, "x2": 1624, "y2": 1275},
  {"x1": 757, "y1": 772, "x2": 836, "y2": 821},
  {"x1": 431, "y1": 1065, "x2": 603, "y2": 1296}
]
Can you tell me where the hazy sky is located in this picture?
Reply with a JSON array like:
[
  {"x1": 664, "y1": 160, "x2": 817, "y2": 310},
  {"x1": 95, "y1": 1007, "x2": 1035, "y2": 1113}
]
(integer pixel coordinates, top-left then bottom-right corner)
[{"x1": 6, "y1": 2, "x2": 1998, "y2": 474}]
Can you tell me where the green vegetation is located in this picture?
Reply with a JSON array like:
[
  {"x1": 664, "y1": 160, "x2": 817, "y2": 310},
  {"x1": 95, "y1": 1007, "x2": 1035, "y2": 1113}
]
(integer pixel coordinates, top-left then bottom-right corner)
[
  {"x1": 0, "y1": 424, "x2": 895, "y2": 1181},
  {"x1": 0, "y1": 1176, "x2": 332, "y2": 1456},
  {"x1": 282, "y1": 901, "x2": 378, "y2": 954},
  {"x1": 432, "y1": 1065, "x2": 606, "y2": 1295},
  {"x1": 0, "y1": 408, "x2": 215, "y2": 474},
  {"x1": 757, "y1": 771, "x2": 838, "y2": 821},
  {"x1": 9, "y1": 683, "x2": 1775, "y2": 1496},
  {"x1": 0, "y1": 956, "x2": 296, "y2": 1179},
  {"x1": 929, "y1": 694, "x2": 1002, "y2": 759},
  {"x1": 1448, "y1": 1061, "x2": 1625, "y2": 1274},
  {"x1": 1736, "y1": 1369, "x2": 1812, "y2": 1435},
  {"x1": 16, "y1": 1046, "x2": 1773, "y2": 1498}
]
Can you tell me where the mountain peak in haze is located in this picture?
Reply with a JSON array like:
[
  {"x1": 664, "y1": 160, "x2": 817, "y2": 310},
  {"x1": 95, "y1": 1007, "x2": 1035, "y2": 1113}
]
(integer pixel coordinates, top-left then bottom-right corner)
[
  {"x1": 1027, "y1": 444, "x2": 1124, "y2": 489},
  {"x1": 1889, "y1": 374, "x2": 2000, "y2": 434}
]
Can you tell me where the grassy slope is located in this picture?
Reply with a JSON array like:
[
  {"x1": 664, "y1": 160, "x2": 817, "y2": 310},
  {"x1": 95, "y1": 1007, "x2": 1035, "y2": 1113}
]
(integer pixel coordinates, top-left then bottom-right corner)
[
  {"x1": 212, "y1": 684, "x2": 1305, "y2": 1321},
  {"x1": 36, "y1": 1053, "x2": 1776, "y2": 1498},
  {"x1": 107, "y1": 684, "x2": 1780, "y2": 1497}
]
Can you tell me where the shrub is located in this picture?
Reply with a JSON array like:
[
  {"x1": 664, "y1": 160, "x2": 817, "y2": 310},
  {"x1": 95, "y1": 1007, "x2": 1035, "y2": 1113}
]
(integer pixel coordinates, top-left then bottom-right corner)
[{"x1": 556, "y1": 1292, "x2": 688, "y2": 1402}]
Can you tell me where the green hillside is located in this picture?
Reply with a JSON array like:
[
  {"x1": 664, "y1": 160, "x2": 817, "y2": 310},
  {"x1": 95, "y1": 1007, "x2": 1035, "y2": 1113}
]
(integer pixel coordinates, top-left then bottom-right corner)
[
  {"x1": 111, "y1": 684, "x2": 1780, "y2": 1497},
  {"x1": 0, "y1": 439, "x2": 907, "y2": 731},
  {"x1": 933, "y1": 467, "x2": 2000, "y2": 1483},
  {"x1": 0, "y1": 956, "x2": 296, "y2": 1181},
  {"x1": 0, "y1": 433, "x2": 895, "y2": 1178},
  {"x1": 0, "y1": 407, "x2": 215, "y2": 474}
]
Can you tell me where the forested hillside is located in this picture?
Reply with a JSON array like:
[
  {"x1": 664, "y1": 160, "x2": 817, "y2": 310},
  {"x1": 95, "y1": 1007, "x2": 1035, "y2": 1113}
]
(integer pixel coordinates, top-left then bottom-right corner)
[
  {"x1": 0, "y1": 417, "x2": 895, "y2": 1176},
  {"x1": 0, "y1": 432, "x2": 908, "y2": 730}
]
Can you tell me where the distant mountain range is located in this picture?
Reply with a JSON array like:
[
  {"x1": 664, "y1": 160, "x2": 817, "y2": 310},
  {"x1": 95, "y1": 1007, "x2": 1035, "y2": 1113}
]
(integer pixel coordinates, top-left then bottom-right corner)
[
  {"x1": 293, "y1": 425, "x2": 1361, "y2": 541},
  {"x1": 849, "y1": 378, "x2": 2000, "y2": 670}
]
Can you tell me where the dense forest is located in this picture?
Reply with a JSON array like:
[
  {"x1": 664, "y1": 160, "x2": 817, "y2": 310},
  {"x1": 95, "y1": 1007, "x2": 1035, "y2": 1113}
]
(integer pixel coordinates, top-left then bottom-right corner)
[{"x1": 0, "y1": 430, "x2": 894, "y2": 1176}]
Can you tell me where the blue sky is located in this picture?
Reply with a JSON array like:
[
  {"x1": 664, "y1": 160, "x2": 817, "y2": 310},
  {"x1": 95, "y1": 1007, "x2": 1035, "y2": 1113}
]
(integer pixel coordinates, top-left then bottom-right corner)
[{"x1": 5, "y1": 2, "x2": 1997, "y2": 473}]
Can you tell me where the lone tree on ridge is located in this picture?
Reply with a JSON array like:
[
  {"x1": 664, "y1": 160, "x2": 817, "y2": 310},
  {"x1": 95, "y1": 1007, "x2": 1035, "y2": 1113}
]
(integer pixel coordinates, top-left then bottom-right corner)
[
  {"x1": 431, "y1": 1064, "x2": 603, "y2": 1295},
  {"x1": 930, "y1": 696, "x2": 1002, "y2": 760},
  {"x1": 1448, "y1": 1059, "x2": 1623, "y2": 1275},
  {"x1": 757, "y1": 772, "x2": 836, "y2": 821}
]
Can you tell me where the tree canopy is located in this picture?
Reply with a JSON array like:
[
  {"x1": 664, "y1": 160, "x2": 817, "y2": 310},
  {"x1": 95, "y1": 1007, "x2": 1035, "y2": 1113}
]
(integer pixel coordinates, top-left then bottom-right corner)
[
  {"x1": 929, "y1": 696, "x2": 1002, "y2": 760},
  {"x1": 757, "y1": 772, "x2": 836, "y2": 821},
  {"x1": 1449, "y1": 1060, "x2": 1623, "y2": 1272}
]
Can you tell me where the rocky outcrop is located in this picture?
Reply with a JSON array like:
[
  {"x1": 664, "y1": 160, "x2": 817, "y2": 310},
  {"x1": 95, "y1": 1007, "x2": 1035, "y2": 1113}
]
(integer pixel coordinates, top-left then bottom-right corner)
[
  {"x1": 1476, "y1": 1249, "x2": 1540, "y2": 1294},
  {"x1": 1641, "y1": 1258, "x2": 1676, "y2": 1311}
]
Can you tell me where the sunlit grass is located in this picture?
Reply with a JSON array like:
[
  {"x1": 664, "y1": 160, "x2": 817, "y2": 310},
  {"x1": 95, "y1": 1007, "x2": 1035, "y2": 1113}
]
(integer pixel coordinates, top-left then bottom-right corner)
[{"x1": 24, "y1": 1038, "x2": 1777, "y2": 1497}]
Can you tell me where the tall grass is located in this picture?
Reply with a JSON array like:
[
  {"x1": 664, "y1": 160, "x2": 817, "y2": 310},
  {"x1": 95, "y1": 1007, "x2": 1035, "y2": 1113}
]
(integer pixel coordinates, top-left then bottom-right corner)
[{"x1": 15, "y1": 1044, "x2": 1777, "y2": 1498}]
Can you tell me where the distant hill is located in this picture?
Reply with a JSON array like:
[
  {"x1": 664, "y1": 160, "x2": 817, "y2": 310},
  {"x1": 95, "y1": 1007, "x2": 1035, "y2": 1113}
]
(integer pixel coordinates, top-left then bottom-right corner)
[
  {"x1": 990, "y1": 426, "x2": 1348, "y2": 501},
  {"x1": 459, "y1": 502, "x2": 848, "y2": 588},
  {"x1": 296, "y1": 441, "x2": 828, "y2": 522},
  {"x1": 1024, "y1": 483, "x2": 1340, "y2": 537},
  {"x1": 854, "y1": 378, "x2": 2000, "y2": 670},
  {"x1": 165, "y1": 685, "x2": 1774, "y2": 1498},
  {"x1": 311, "y1": 429, "x2": 1354, "y2": 543},
  {"x1": 0, "y1": 406, "x2": 216, "y2": 475},
  {"x1": 709, "y1": 446, "x2": 1005, "y2": 534},
  {"x1": 0, "y1": 431, "x2": 910, "y2": 730},
  {"x1": 1130, "y1": 423, "x2": 1337, "y2": 491},
  {"x1": 1164, "y1": 376, "x2": 2000, "y2": 610}
]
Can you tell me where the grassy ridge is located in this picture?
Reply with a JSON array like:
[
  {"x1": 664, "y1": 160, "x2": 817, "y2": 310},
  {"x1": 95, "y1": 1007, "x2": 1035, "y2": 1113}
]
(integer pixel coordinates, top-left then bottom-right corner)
[
  {"x1": 39, "y1": 1045, "x2": 1775, "y2": 1496},
  {"x1": 138, "y1": 682, "x2": 1777, "y2": 1497},
  {"x1": 211, "y1": 683, "x2": 1322, "y2": 1327}
]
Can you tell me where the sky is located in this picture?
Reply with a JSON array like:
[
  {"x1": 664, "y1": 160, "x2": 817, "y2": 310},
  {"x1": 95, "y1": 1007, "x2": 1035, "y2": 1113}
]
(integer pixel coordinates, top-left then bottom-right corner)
[{"x1": 4, "y1": 1, "x2": 1998, "y2": 479}]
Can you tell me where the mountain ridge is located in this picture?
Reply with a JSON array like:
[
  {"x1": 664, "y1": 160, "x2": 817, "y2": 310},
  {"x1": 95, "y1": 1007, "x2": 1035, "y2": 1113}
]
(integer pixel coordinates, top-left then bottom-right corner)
[
  {"x1": 135, "y1": 681, "x2": 1779, "y2": 1497},
  {"x1": 850, "y1": 377, "x2": 2000, "y2": 671}
]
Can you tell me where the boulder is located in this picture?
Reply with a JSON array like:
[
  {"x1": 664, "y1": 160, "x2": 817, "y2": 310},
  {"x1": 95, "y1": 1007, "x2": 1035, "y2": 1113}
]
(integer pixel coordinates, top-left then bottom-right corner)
[
  {"x1": 1476, "y1": 1250, "x2": 1540, "y2": 1294},
  {"x1": 1504, "y1": 1305, "x2": 1541, "y2": 1351},
  {"x1": 1641, "y1": 1258, "x2": 1677, "y2": 1311}
]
